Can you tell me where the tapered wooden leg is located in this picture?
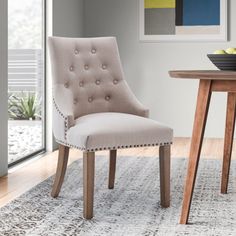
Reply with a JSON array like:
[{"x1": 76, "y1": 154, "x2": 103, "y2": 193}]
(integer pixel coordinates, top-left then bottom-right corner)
[
  {"x1": 221, "y1": 92, "x2": 236, "y2": 194},
  {"x1": 83, "y1": 151, "x2": 95, "y2": 219},
  {"x1": 180, "y1": 80, "x2": 212, "y2": 224},
  {"x1": 159, "y1": 145, "x2": 171, "y2": 208},
  {"x1": 51, "y1": 144, "x2": 70, "y2": 198},
  {"x1": 108, "y1": 150, "x2": 117, "y2": 189}
]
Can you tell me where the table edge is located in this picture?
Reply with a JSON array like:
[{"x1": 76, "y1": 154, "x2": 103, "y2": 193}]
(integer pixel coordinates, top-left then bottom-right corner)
[{"x1": 169, "y1": 70, "x2": 236, "y2": 80}]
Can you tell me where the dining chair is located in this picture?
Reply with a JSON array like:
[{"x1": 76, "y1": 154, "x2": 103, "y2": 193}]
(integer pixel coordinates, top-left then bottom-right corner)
[{"x1": 48, "y1": 36, "x2": 173, "y2": 219}]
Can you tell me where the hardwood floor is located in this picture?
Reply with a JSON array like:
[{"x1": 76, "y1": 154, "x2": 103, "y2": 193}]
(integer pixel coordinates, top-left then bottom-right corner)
[{"x1": 0, "y1": 137, "x2": 235, "y2": 208}]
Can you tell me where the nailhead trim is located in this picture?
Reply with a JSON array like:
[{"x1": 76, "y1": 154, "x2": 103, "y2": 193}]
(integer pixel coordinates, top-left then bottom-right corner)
[
  {"x1": 55, "y1": 138, "x2": 173, "y2": 152},
  {"x1": 53, "y1": 98, "x2": 67, "y2": 119},
  {"x1": 53, "y1": 97, "x2": 70, "y2": 140}
]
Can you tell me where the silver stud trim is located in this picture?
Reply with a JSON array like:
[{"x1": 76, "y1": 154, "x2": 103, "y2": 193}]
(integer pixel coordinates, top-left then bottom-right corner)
[
  {"x1": 55, "y1": 139, "x2": 173, "y2": 152},
  {"x1": 53, "y1": 98, "x2": 70, "y2": 140}
]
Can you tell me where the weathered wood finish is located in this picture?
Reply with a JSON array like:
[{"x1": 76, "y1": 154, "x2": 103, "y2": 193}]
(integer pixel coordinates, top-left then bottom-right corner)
[
  {"x1": 108, "y1": 150, "x2": 117, "y2": 189},
  {"x1": 83, "y1": 152, "x2": 95, "y2": 219},
  {"x1": 159, "y1": 145, "x2": 171, "y2": 208},
  {"x1": 51, "y1": 145, "x2": 70, "y2": 198},
  {"x1": 221, "y1": 93, "x2": 236, "y2": 194},
  {"x1": 180, "y1": 80, "x2": 212, "y2": 224}
]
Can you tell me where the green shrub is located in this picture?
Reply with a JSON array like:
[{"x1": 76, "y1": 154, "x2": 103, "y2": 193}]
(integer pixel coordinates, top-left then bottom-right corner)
[{"x1": 8, "y1": 93, "x2": 41, "y2": 120}]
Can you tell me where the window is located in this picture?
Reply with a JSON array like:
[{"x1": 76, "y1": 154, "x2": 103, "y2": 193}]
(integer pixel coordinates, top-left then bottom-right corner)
[{"x1": 8, "y1": 0, "x2": 46, "y2": 165}]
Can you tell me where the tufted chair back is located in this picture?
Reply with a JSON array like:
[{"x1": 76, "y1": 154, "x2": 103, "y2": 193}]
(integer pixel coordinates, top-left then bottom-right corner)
[
  {"x1": 49, "y1": 37, "x2": 149, "y2": 143},
  {"x1": 48, "y1": 37, "x2": 148, "y2": 120}
]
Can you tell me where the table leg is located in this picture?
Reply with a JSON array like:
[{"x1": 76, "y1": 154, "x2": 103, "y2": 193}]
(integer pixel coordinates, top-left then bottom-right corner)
[
  {"x1": 221, "y1": 92, "x2": 236, "y2": 194},
  {"x1": 180, "y1": 80, "x2": 212, "y2": 224}
]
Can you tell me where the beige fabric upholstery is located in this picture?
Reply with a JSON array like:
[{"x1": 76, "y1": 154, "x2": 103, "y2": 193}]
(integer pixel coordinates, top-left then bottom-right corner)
[
  {"x1": 48, "y1": 36, "x2": 173, "y2": 149},
  {"x1": 66, "y1": 113, "x2": 173, "y2": 151}
]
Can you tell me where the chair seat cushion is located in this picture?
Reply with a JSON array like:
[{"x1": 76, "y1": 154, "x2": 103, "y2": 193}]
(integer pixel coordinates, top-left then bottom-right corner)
[{"x1": 66, "y1": 112, "x2": 173, "y2": 151}]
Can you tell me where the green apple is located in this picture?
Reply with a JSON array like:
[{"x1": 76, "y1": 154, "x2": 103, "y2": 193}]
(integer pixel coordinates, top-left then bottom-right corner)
[
  {"x1": 214, "y1": 49, "x2": 227, "y2": 54},
  {"x1": 226, "y1": 47, "x2": 236, "y2": 54}
]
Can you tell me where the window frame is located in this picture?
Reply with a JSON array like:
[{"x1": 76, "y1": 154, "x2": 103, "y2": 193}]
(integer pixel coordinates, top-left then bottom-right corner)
[{"x1": 8, "y1": 0, "x2": 47, "y2": 167}]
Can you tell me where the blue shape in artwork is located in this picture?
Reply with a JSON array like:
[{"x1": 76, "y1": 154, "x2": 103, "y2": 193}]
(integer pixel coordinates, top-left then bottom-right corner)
[{"x1": 183, "y1": 0, "x2": 220, "y2": 26}]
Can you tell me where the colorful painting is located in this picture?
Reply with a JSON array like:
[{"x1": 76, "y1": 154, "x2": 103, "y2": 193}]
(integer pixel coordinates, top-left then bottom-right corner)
[{"x1": 139, "y1": 0, "x2": 227, "y2": 41}]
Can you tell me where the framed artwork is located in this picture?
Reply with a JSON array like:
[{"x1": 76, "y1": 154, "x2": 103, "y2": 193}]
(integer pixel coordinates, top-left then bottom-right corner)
[{"x1": 139, "y1": 0, "x2": 227, "y2": 41}]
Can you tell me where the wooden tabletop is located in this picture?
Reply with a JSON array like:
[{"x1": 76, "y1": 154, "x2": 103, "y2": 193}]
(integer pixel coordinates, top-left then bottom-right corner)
[{"x1": 169, "y1": 70, "x2": 236, "y2": 80}]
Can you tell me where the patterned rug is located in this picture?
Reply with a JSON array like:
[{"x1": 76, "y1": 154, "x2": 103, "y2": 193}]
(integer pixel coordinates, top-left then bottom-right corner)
[{"x1": 0, "y1": 156, "x2": 235, "y2": 236}]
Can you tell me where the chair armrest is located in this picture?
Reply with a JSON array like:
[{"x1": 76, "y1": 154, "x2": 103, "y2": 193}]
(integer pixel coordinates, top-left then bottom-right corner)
[
  {"x1": 131, "y1": 99, "x2": 149, "y2": 118},
  {"x1": 123, "y1": 82, "x2": 150, "y2": 118},
  {"x1": 52, "y1": 99, "x2": 75, "y2": 143},
  {"x1": 52, "y1": 85, "x2": 75, "y2": 143}
]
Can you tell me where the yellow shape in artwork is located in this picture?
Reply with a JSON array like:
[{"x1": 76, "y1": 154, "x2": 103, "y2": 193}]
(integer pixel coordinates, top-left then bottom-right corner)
[{"x1": 145, "y1": 0, "x2": 175, "y2": 9}]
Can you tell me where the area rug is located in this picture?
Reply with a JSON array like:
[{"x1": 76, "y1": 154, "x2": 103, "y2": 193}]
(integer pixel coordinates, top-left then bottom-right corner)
[{"x1": 0, "y1": 156, "x2": 235, "y2": 236}]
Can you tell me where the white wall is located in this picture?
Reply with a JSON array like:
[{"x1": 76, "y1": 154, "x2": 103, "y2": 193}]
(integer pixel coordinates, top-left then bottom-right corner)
[
  {"x1": 0, "y1": 0, "x2": 8, "y2": 177},
  {"x1": 84, "y1": 0, "x2": 235, "y2": 137}
]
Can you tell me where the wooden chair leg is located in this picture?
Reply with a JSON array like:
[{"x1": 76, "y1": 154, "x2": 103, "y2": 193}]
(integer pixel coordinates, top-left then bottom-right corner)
[
  {"x1": 108, "y1": 150, "x2": 117, "y2": 189},
  {"x1": 159, "y1": 145, "x2": 171, "y2": 208},
  {"x1": 83, "y1": 151, "x2": 95, "y2": 219},
  {"x1": 180, "y1": 80, "x2": 212, "y2": 224},
  {"x1": 221, "y1": 92, "x2": 236, "y2": 194},
  {"x1": 51, "y1": 144, "x2": 70, "y2": 198}
]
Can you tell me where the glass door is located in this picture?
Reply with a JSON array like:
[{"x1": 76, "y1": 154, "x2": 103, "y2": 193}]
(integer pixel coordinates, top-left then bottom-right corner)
[{"x1": 8, "y1": 0, "x2": 46, "y2": 165}]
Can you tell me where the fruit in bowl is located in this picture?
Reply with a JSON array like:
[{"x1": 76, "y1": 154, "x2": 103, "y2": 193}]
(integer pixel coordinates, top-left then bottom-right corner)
[
  {"x1": 214, "y1": 48, "x2": 236, "y2": 54},
  {"x1": 214, "y1": 49, "x2": 227, "y2": 54},
  {"x1": 208, "y1": 47, "x2": 236, "y2": 71},
  {"x1": 225, "y1": 47, "x2": 236, "y2": 54}
]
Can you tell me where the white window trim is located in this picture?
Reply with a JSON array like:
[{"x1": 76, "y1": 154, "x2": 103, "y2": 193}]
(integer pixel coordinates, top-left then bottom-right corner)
[{"x1": 46, "y1": 0, "x2": 55, "y2": 152}]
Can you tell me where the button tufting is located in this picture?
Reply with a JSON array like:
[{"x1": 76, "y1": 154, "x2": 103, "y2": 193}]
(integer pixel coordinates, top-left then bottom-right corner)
[
  {"x1": 102, "y1": 64, "x2": 107, "y2": 70},
  {"x1": 69, "y1": 66, "x2": 74, "y2": 71},
  {"x1": 79, "y1": 81, "x2": 84, "y2": 87},
  {"x1": 84, "y1": 65, "x2": 89, "y2": 70},
  {"x1": 91, "y1": 48, "x2": 96, "y2": 54},
  {"x1": 64, "y1": 82, "x2": 69, "y2": 88},
  {"x1": 95, "y1": 79, "x2": 100, "y2": 85},
  {"x1": 73, "y1": 98, "x2": 78, "y2": 104},
  {"x1": 88, "y1": 97, "x2": 93, "y2": 103},
  {"x1": 113, "y1": 79, "x2": 118, "y2": 84},
  {"x1": 74, "y1": 49, "x2": 79, "y2": 54},
  {"x1": 105, "y1": 95, "x2": 110, "y2": 101}
]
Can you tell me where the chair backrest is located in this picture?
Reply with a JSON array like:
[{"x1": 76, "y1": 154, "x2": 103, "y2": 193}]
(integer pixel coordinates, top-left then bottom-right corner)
[{"x1": 49, "y1": 36, "x2": 145, "y2": 119}]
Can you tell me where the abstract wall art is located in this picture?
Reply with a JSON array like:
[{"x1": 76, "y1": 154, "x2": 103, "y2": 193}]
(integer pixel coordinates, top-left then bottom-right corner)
[{"x1": 139, "y1": 0, "x2": 227, "y2": 41}]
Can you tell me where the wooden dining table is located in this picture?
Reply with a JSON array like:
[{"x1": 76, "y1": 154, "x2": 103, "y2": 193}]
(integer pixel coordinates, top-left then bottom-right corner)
[{"x1": 169, "y1": 70, "x2": 236, "y2": 224}]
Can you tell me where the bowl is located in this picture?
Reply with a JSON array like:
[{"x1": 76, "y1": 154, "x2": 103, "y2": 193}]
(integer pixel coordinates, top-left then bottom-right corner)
[{"x1": 207, "y1": 54, "x2": 236, "y2": 71}]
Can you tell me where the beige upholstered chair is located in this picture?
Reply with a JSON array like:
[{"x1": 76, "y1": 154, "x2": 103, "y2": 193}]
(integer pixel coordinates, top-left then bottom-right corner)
[{"x1": 48, "y1": 36, "x2": 173, "y2": 219}]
